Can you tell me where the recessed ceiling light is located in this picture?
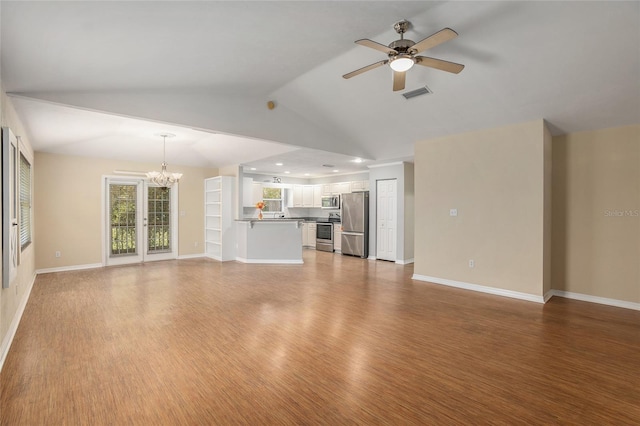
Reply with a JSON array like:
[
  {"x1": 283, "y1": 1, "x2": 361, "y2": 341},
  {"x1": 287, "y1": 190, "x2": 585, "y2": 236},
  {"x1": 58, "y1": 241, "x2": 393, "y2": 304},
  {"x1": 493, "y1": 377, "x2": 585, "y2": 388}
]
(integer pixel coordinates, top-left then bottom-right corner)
[
  {"x1": 333, "y1": 169, "x2": 339, "y2": 173},
  {"x1": 304, "y1": 173, "x2": 310, "y2": 176},
  {"x1": 352, "y1": 158, "x2": 364, "y2": 163},
  {"x1": 284, "y1": 171, "x2": 290, "y2": 174},
  {"x1": 250, "y1": 167, "x2": 256, "y2": 171},
  {"x1": 276, "y1": 162, "x2": 283, "y2": 166}
]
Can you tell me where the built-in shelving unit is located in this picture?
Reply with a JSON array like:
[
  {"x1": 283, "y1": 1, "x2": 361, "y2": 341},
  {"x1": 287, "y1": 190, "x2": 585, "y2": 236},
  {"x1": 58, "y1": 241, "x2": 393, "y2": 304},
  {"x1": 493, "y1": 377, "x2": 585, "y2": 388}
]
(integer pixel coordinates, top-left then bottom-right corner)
[{"x1": 204, "y1": 176, "x2": 235, "y2": 261}]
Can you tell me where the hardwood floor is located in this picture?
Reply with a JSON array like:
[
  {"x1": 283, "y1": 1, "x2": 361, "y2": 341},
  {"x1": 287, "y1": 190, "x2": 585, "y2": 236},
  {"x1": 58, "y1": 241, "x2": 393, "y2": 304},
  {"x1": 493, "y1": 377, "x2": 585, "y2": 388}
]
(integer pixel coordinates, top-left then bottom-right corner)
[{"x1": 2, "y1": 250, "x2": 639, "y2": 425}]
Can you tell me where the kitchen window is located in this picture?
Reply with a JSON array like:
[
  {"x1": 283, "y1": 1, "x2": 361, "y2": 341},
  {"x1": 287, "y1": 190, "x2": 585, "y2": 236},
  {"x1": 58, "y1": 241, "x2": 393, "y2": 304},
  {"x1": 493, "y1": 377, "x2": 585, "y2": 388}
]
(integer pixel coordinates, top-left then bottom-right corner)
[{"x1": 262, "y1": 187, "x2": 282, "y2": 212}]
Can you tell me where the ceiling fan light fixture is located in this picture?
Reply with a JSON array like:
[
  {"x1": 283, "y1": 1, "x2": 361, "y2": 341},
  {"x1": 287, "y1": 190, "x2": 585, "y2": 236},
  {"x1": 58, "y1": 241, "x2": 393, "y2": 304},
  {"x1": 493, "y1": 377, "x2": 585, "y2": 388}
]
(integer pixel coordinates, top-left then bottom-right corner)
[{"x1": 390, "y1": 55, "x2": 414, "y2": 72}]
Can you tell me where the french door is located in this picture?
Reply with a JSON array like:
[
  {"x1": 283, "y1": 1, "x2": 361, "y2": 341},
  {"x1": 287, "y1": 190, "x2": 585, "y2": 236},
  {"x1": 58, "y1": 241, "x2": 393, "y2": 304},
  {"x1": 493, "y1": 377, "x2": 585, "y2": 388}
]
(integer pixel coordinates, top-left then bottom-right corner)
[{"x1": 105, "y1": 178, "x2": 178, "y2": 266}]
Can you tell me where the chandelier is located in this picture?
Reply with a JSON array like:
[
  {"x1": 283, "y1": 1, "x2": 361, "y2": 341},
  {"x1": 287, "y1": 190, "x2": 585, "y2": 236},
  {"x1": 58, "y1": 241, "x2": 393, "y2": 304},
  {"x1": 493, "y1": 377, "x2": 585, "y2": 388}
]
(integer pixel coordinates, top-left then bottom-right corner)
[{"x1": 147, "y1": 133, "x2": 183, "y2": 188}]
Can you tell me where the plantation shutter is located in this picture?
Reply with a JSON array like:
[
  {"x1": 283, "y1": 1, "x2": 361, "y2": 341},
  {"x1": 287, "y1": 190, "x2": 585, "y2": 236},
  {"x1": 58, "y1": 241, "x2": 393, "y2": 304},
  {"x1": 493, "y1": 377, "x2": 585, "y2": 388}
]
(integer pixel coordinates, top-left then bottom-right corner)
[{"x1": 19, "y1": 153, "x2": 31, "y2": 249}]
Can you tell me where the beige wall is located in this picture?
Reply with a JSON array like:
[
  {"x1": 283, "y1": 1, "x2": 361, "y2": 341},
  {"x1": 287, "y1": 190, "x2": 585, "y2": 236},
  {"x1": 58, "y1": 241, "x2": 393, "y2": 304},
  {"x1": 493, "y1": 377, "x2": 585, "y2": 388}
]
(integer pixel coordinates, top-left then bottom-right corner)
[
  {"x1": 543, "y1": 123, "x2": 553, "y2": 295},
  {"x1": 403, "y1": 162, "x2": 415, "y2": 261},
  {"x1": 552, "y1": 125, "x2": 639, "y2": 303},
  {"x1": 414, "y1": 120, "x2": 549, "y2": 297},
  {"x1": 34, "y1": 152, "x2": 217, "y2": 270},
  {"x1": 1, "y1": 89, "x2": 37, "y2": 361}
]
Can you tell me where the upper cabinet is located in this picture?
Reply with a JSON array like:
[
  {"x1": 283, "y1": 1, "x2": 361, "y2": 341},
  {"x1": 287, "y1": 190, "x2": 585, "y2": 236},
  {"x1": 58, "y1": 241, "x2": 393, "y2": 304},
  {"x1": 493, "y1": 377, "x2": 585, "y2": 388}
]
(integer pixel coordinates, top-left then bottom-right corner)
[
  {"x1": 292, "y1": 185, "x2": 304, "y2": 207},
  {"x1": 313, "y1": 185, "x2": 322, "y2": 208},
  {"x1": 302, "y1": 185, "x2": 314, "y2": 207},
  {"x1": 334, "y1": 182, "x2": 351, "y2": 195},
  {"x1": 242, "y1": 177, "x2": 263, "y2": 207}
]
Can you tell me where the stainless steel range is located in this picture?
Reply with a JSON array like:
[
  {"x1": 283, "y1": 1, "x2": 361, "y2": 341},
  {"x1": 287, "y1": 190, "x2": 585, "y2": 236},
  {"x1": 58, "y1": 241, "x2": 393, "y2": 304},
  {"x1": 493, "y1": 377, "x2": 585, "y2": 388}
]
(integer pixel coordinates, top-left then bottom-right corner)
[{"x1": 316, "y1": 213, "x2": 341, "y2": 252}]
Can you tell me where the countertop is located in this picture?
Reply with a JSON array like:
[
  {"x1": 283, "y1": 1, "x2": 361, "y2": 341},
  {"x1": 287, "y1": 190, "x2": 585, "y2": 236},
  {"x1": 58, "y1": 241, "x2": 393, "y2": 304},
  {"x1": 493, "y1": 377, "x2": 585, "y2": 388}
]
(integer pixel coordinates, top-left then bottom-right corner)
[{"x1": 240, "y1": 216, "x2": 341, "y2": 223}]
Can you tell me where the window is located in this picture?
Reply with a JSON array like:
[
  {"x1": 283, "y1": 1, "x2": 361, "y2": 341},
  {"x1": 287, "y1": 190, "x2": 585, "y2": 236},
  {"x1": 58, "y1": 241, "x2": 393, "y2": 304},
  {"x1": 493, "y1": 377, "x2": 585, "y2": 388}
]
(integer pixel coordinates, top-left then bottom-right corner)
[
  {"x1": 262, "y1": 187, "x2": 282, "y2": 212},
  {"x1": 19, "y1": 153, "x2": 32, "y2": 249}
]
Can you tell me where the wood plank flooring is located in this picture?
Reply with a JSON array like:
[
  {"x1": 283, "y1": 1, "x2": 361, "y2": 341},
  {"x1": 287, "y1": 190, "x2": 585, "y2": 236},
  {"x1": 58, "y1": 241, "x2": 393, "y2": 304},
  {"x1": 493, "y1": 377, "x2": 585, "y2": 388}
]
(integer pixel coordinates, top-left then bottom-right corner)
[{"x1": 1, "y1": 250, "x2": 639, "y2": 425}]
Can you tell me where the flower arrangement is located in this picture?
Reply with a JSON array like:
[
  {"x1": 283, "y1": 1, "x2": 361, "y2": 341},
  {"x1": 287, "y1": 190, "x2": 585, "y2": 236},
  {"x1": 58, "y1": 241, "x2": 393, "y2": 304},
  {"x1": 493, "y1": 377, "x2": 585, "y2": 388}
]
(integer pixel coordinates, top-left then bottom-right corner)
[{"x1": 255, "y1": 201, "x2": 265, "y2": 220}]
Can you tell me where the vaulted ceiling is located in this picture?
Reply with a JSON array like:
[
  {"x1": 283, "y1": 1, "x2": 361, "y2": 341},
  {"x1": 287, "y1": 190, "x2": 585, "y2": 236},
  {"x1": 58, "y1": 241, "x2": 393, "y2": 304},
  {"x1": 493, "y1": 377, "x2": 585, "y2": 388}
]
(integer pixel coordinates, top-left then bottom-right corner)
[{"x1": 2, "y1": 1, "x2": 638, "y2": 176}]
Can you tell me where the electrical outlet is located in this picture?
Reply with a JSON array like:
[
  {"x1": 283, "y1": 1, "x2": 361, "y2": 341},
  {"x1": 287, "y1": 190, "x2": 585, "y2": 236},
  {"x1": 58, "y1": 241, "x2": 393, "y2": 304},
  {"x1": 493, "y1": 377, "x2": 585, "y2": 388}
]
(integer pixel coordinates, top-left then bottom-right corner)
[
  {"x1": 469, "y1": 259, "x2": 474, "y2": 268},
  {"x1": 55, "y1": 251, "x2": 61, "y2": 258},
  {"x1": 450, "y1": 209, "x2": 458, "y2": 217}
]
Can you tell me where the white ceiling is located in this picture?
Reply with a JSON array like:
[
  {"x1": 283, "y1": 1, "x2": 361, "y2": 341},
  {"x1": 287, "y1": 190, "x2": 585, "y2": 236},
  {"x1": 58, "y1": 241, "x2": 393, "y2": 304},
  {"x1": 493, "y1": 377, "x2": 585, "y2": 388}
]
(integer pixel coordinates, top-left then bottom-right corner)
[{"x1": 2, "y1": 1, "x2": 639, "y2": 177}]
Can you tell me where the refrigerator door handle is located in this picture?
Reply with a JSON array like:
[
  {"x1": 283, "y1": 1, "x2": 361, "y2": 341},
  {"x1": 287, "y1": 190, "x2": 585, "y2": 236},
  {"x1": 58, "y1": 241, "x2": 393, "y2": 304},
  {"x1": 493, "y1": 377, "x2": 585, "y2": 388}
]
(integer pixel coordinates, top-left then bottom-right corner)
[{"x1": 342, "y1": 231, "x2": 362, "y2": 236}]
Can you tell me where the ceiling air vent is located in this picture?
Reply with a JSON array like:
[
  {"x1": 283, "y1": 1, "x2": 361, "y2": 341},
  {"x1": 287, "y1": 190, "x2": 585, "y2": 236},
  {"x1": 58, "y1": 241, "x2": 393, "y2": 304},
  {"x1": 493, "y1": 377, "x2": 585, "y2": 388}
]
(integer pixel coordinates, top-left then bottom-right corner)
[{"x1": 402, "y1": 86, "x2": 433, "y2": 100}]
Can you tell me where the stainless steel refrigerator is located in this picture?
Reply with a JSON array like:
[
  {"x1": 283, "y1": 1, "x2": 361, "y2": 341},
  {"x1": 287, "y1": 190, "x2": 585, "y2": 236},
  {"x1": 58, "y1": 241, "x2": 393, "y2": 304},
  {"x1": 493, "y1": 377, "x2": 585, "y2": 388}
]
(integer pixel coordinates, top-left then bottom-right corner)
[{"x1": 341, "y1": 191, "x2": 369, "y2": 258}]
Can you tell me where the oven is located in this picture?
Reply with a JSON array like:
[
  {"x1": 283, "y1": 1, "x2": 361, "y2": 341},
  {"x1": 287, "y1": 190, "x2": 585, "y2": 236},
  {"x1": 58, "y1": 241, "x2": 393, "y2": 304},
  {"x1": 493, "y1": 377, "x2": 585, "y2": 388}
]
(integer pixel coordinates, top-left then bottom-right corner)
[{"x1": 316, "y1": 222, "x2": 334, "y2": 252}]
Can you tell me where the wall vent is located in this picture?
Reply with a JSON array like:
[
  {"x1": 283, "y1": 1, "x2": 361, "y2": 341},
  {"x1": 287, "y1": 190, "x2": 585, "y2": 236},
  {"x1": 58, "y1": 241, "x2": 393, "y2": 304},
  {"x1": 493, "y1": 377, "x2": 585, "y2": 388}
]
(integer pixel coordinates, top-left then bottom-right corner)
[{"x1": 402, "y1": 86, "x2": 433, "y2": 100}]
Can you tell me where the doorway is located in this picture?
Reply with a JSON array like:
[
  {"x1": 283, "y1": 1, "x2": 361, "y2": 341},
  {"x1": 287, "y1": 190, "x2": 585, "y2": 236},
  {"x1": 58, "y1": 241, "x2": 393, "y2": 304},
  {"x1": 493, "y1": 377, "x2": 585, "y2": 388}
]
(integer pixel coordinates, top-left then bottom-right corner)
[
  {"x1": 376, "y1": 179, "x2": 397, "y2": 261},
  {"x1": 104, "y1": 177, "x2": 178, "y2": 266}
]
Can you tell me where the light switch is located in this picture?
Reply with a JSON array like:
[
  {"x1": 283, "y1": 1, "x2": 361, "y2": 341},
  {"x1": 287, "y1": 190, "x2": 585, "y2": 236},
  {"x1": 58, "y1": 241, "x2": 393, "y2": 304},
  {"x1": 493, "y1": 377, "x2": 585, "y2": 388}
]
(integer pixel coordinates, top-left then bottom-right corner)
[{"x1": 449, "y1": 209, "x2": 458, "y2": 217}]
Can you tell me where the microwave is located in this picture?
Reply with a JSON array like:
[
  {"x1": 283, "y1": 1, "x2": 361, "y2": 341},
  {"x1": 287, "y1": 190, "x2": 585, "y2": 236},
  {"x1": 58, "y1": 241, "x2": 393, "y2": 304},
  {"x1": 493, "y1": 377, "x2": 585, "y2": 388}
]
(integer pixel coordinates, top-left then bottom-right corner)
[{"x1": 321, "y1": 195, "x2": 340, "y2": 209}]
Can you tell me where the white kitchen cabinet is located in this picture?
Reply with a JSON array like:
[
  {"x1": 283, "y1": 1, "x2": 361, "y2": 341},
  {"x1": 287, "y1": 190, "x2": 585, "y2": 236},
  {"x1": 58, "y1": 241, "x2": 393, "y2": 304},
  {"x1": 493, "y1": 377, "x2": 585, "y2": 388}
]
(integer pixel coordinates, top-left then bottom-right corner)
[
  {"x1": 322, "y1": 184, "x2": 332, "y2": 196},
  {"x1": 242, "y1": 177, "x2": 253, "y2": 207},
  {"x1": 292, "y1": 185, "x2": 303, "y2": 207},
  {"x1": 205, "y1": 176, "x2": 235, "y2": 261},
  {"x1": 334, "y1": 224, "x2": 342, "y2": 253},
  {"x1": 331, "y1": 182, "x2": 351, "y2": 196},
  {"x1": 242, "y1": 178, "x2": 263, "y2": 207},
  {"x1": 252, "y1": 182, "x2": 263, "y2": 204},
  {"x1": 313, "y1": 185, "x2": 322, "y2": 208},
  {"x1": 302, "y1": 222, "x2": 309, "y2": 246},
  {"x1": 350, "y1": 180, "x2": 365, "y2": 192},
  {"x1": 307, "y1": 222, "x2": 316, "y2": 248},
  {"x1": 302, "y1": 185, "x2": 314, "y2": 207}
]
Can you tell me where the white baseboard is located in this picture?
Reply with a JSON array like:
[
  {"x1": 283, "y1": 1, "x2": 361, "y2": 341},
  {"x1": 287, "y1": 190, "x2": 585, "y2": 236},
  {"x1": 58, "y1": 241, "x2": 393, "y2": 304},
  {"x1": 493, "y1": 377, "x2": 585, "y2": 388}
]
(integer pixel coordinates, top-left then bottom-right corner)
[
  {"x1": 548, "y1": 290, "x2": 640, "y2": 311},
  {"x1": 0, "y1": 272, "x2": 37, "y2": 373},
  {"x1": 396, "y1": 258, "x2": 415, "y2": 265},
  {"x1": 36, "y1": 263, "x2": 103, "y2": 275},
  {"x1": 412, "y1": 274, "x2": 546, "y2": 304},
  {"x1": 367, "y1": 256, "x2": 377, "y2": 260},
  {"x1": 177, "y1": 253, "x2": 205, "y2": 260},
  {"x1": 543, "y1": 290, "x2": 554, "y2": 303},
  {"x1": 235, "y1": 257, "x2": 303, "y2": 264}
]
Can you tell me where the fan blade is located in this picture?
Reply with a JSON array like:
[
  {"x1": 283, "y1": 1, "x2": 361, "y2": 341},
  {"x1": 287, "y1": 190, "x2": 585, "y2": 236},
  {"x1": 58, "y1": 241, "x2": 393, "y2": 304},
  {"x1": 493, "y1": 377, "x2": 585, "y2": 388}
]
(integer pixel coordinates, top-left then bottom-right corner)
[
  {"x1": 410, "y1": 28, "x2": 458, "y2": 55},
  {"x1": 355, "y1": 39, "x2": 397, "y2": 55},
  {"x1": 393, "y1": 71, "x2": 406, "y2": 92},
  {"x1": 415, "y1": 56, "x2": 465, "y2": 74},
  {"x1": 343, "y1": 60, "x2": 388, "y2": 79}
]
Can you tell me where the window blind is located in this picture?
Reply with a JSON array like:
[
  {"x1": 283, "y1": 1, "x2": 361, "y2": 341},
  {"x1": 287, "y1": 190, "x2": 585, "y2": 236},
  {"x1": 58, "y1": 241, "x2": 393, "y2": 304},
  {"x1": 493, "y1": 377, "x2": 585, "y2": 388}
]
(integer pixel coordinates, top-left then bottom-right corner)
[{"x1": 19, "y1": 153, "x2": 31, "y2": 249}]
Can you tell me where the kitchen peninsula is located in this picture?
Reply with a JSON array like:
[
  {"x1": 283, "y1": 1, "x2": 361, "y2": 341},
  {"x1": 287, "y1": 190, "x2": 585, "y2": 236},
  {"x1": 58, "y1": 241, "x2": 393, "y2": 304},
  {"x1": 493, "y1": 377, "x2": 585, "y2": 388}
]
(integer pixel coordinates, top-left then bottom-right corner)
[{"x1": 235, "y1": 219, "x2": 305, "y2": 264}]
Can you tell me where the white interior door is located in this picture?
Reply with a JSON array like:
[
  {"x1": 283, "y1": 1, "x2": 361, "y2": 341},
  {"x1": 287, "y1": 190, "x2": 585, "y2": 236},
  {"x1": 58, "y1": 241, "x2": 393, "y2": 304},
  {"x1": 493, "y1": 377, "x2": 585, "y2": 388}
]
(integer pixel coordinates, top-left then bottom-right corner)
[
  {"x1": 376, "y1": 179, "x2": 397, "y2": 261},
  {"x1": 105, "y1": 178, "x2": 178, "y2": 266}
]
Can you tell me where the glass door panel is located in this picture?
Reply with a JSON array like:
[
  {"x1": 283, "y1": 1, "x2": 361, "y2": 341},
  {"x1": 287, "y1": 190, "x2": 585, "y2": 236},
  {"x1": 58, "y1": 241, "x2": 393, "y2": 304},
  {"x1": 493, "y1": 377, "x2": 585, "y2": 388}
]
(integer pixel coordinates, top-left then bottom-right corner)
[{"x1": 107, "y1": 181, "x2": 143, "y2": 265}]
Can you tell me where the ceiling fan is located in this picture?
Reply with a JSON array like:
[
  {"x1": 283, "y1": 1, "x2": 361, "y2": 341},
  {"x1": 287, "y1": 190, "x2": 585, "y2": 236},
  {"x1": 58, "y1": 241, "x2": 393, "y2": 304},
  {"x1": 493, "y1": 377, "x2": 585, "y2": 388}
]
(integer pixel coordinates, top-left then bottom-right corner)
[{"x1": 343, "y1": 20, "x2": 464, "y2": 92}]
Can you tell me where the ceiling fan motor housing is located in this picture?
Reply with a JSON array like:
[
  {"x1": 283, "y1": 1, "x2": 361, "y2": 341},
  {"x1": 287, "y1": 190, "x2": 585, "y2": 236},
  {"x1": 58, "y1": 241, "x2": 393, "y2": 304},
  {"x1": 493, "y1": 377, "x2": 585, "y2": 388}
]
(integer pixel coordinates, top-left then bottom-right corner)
[{"x1": 389, "y1": 39, "x2": 416, "y2": 56}]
